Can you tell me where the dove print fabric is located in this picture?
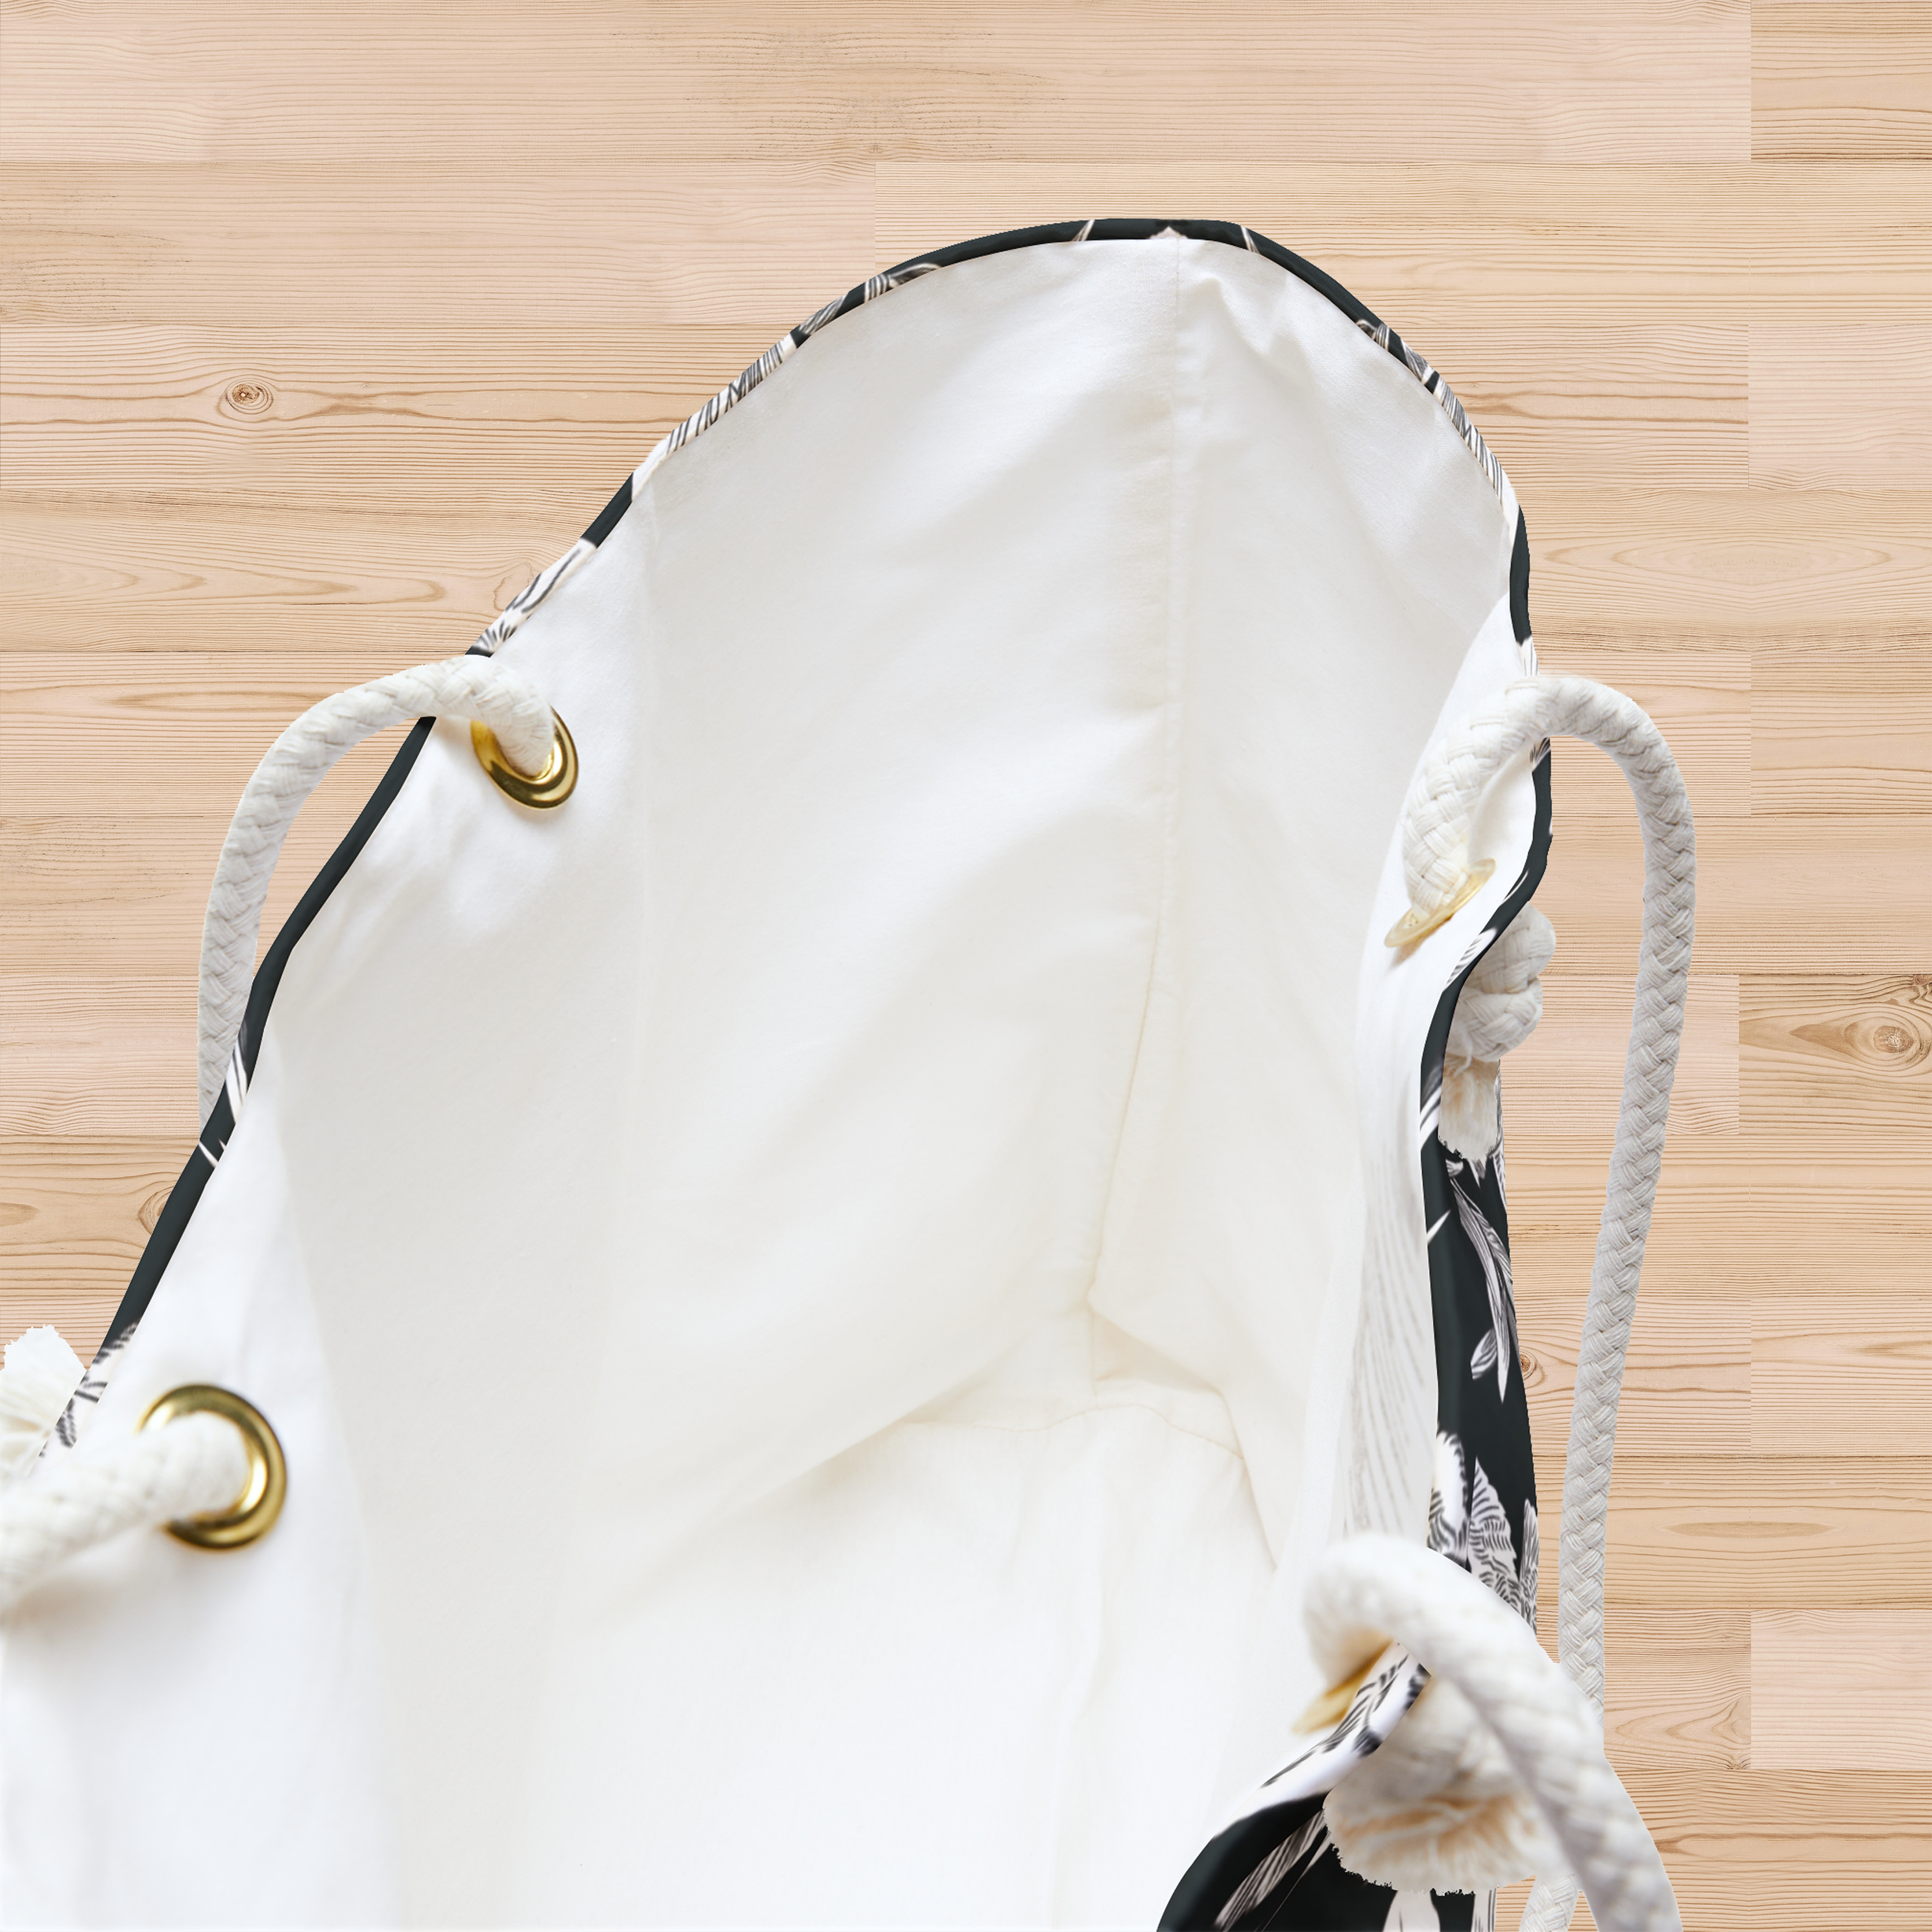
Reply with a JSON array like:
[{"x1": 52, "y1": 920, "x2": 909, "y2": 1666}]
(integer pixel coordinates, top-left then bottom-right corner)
[{"x1": 1162, "y1": 749, "x2": 1553, "y2": 1931}]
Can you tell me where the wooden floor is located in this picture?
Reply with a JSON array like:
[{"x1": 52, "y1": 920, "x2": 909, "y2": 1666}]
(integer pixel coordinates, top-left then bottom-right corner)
[{"x1": 3, "y1": 3, "x2": 1929, "y2": 1923}]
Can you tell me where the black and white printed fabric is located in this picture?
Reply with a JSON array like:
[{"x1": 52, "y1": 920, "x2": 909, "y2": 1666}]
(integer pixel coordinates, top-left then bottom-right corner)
[{"x1": 1, "y1": 223, "x2": 1547, "y2": 1929}]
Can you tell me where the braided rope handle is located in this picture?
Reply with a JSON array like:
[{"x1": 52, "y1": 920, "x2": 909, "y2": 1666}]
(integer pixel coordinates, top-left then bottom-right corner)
[
  {"x1": 0, "y1": 1413, "x2": 249, "y2": 1615},
  {"x1": 1310, "y1": 1538, "x2": 1680, "y2": 1932},
  {"x1": 1400, "y1": 674, "x2": 1694, "y2": 1929},
  {"x1": 197, "y1": 657, "x2": 556, "y2": 1123}
]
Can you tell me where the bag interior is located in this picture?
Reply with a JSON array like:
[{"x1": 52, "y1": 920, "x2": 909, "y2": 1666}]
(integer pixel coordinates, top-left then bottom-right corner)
[{"x1": 1, "y1": 232, "x2": 1525, "y2": 1927}]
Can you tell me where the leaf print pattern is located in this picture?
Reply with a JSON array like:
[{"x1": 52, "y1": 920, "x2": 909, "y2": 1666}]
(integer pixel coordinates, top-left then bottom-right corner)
[
  {"x1": 1162, "y1": 1647, "x2": 1431, "y2": 1929},
  {"x1": 1448, "y1": 1155, "x2": 1517, "y2": 1403},
  {"x1": 1429, "y1": 1430, "x2": 1538, "y2": 1629},
  {"x1": 1468, "y1": 1460, "x2": 1538, "y2": 1628},
  {"x1": 1215, "y1": 1813, "x2": 1333, "y2": 1927},
  {"x1": 1429, "y1": 1430, "x2": 1469, "y2": 1564}
]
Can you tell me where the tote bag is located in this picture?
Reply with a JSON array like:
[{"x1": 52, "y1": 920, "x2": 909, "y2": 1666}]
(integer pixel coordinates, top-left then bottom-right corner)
[{"x1": 0, "y1": 222, "x2": 1689, "y2": 1932}]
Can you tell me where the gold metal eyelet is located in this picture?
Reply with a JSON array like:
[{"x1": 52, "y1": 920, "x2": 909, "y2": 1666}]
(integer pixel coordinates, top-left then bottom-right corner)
[
  {"x1": 139, "y1": 1384, "x2": 287, "y2": 1551},
  {"x1": 471, "y1": 709, "x2": 577, "y2": 809},
  {"x1": 1384, "y1": 858, "x2": 1496, "y2": 949}
]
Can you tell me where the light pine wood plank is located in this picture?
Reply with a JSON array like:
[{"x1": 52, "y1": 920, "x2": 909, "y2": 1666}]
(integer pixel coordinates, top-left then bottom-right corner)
[
  {"x1": 0, "y1": 651, "x2": 442, "y2": 815},
  {"x1": 1516, "y1": 1296, "x2": 1750, "y2": 1455},
  {"x1": 1612, "y1": 1770, "x2": 1932, "y2": 1929},
  {"x1": 12, "y1": 492, "x2": 1925, "y2": 667},
  {"x1": 1752, "y1": 1610, "x2": 1932, "y2": 1769},
  {"x1": 18, "y1": 765, "x2": 1927, "y2": 985},
  {"x1": 0, "y1": 324, "x2": 777, "y2": 500},
  {"x1": 1420, "y1": 323, "x2": 1748, "y2": 492},
  {"x1": 3, "y1": 163, "x2": 875, "y2": 328},
  {"x1": 1753, "y1": 1, "x2": 1932, "y2": 160},
  {"x1": 11, "y1": 162, "x2": 1931, "y2": 331},
  {"x1": 1753, "y1": 1300, "x2": 1932, "y2": 1456},
  {"x1": 1752, "y1": 655, "x2": 1932, "y2": 814},
  {"x1": 1508, "y1": 973, "x2": 1740, "y2": 1140},
  {"x1": 0, "y1": 1286, "x2": 122, "y2": 1363},
  {"x1": 1526, "y1": 487, "x2": 1932, "y2": 647},
  {"x1": 1741, "y1": 974, "x2": 1932, "y2": 1144},
  {"x1": 875, "y1": 162, "x2": 1932, "y2": 320},
  {"x1": 0, "y1": 797, "x2": 400, "y2": 980},
  {"x1": 1533, "y1": 815, "x2": 1932, "y2": 976},
  {"x1": 0, "y1": 978, "x2": 196, "y2": 1138},
  {"x1": 0, "y1": 657, "x2": 437, "y2": 979},
  {"x1": 0, "y1": 1139, "x2": 184, "y2": 1351},
  {"x1": 1534, "y1": 647, "x2": 1751, "y2": 822},
  {"x1": 0, "y1": 321, "x2": 1751, "y2": 500},
  {"x1": 0, "y1": 1, "x2": 1753, "y2": 167},
  {"x1": 1751, "y1": 324, "x2": 1932, "y2": 489},
  {"x1": 1585, "y1": 1610, "x2": 1754, "y2": 1774},
  {"x1": 1506, "y1": 1149, "x2": 1932, "y2": 1298},
  {"x1": 1554, "y1": 1456, "x2": 1932, "y2": 1606},
  {"x1": 0, "y1": 495, "x2": 592, "y2": 655}
]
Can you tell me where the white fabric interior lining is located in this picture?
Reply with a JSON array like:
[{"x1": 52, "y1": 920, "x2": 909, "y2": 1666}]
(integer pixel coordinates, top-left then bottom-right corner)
[{"x1": 0, "y1": 234, "x2": 1517, "y2": 1927}]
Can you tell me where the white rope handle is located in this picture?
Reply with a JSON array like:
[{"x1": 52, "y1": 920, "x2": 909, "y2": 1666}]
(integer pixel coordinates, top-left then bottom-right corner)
[
  {"x1": 198, "y1": 656, "x2": 557, "y2": 1122},
  {"x1": 0, "y1": 1412, "x2": 250, "y2": 1615},
  {"x1": 1442, "y1": 903, "x2": 1554, "y2": 1159},
  {"x1": 1400, "y1": 673, "x2": 1694, "y2": 1928},
  {"x1": 1309, "y1": 1537, "x2": 1680, "y2": 1932}
]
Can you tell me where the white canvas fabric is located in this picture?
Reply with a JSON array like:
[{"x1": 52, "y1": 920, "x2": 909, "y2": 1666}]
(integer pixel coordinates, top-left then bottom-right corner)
[{"x1": 2, "y1": 229, "x2": 1566, "y2": 1927}]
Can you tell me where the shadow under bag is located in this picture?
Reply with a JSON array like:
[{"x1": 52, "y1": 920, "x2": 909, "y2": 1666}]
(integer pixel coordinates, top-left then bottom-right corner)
[{"x1": 0, "y1": 221, "x2": 1691, "y2": 1932}]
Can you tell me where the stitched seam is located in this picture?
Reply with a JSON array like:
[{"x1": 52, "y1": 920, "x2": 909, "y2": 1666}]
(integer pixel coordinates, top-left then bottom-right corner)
[{"x1": 1081, "y1": 233, "x2": 1189, "y2": 1333}]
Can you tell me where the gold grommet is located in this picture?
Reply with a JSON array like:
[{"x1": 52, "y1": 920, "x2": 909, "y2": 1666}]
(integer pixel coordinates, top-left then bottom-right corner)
[
  {"x1": 471, "y1": 709, "x2": 577, "y2": 809},
  {"x1": 1384, "y1": 858, "x2": 1497, "y2": 949},
  {"x1": 139, "y1": 1384, "x2": 286, "y2": 1550}
]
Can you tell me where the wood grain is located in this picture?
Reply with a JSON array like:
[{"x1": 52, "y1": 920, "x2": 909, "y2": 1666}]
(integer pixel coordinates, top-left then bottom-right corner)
[
  {"x1": 1534, "y1": 815, "x2": 1932, "y2": 976},
  {"x1": 1527, "y1": 487, "x2": 1932, "y2": 646},
  {"x1": 1517, "y1": 1298, "x2": 1750, "y2": 1457},
  {"x1": 0, "y1": 1140, "x2": 183, "y2": 1325},
  {"x1": 1752, "y1": 658, "x2": 1932, "y2": 814},
  {"x1": 1613, "y1": 1770, "x2": 1932, "y2": 1928},
  {"x1": 1597, "y1": 1611, "x2": 1752, "y2": 1772},
  {"x1": 0, "y1": 320, "x2": 1752, "y2": 500},
  {"x1": 1504, "y1": 1770, "x2": 1932, "y2": 1932},
  {"x1": 875, "y1": 162, "x2": 1932, "y2": 320},
  {"x1": 1751, "y1": 324, "x2": 1932, "y2": 489},
  {"x1": 1753, "y1": 1, "x2": 1932, "y2": 160},
  {"x1": 0, "y1": 324, "x2": 776, "y2": 500},
  {"x1": 1507, "y1": 1149, "x2": 1932, "y2": 1298},
  {"x1": 3, "y1": 162, "x2": 875, "y2": 329},
  {"x1": 1753, "y1": 1301, "x2": 1932, "y2": 1456},
  {"x1": 1741, "y1": 974, "x2": 1932, "y2": 1143},
  {"x1": 1537, "y1": 647, "x2": 1752, "y2": 821},
  {"x1": 0, "y1": 2, "x2": 1754, "y2": 167},
  {"x1": 1752, "y1": 1610, "x2": 1932, "y2": 1769},
  {"x1": 1508, "y1": 973, "x2": 1741, "y2": 1140},
  {"x1": 5, "y1": 1, "x2": 1931, "y2": 1913},
  {"x1": 1575, "y1": 1457, "x2": 1932, "y2": 1608}
]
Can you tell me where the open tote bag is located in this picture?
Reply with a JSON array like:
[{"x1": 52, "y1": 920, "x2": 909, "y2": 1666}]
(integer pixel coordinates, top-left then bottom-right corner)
[{"x1": 0, "y1": 223, "x2": 1693, "y2": 1931}]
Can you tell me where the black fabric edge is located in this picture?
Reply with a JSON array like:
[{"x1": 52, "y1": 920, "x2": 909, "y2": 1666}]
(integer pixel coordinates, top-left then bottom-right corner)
[
  {"x1": 93, "y1": 719, "x2": 437, "y2": 1358},
  {"x1": 1510, "y1": 509, "x2": 1533, "y2": 646},
  {"x1": 1419, "y1": 755, "x2": 1555, "y2": 1512}
]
